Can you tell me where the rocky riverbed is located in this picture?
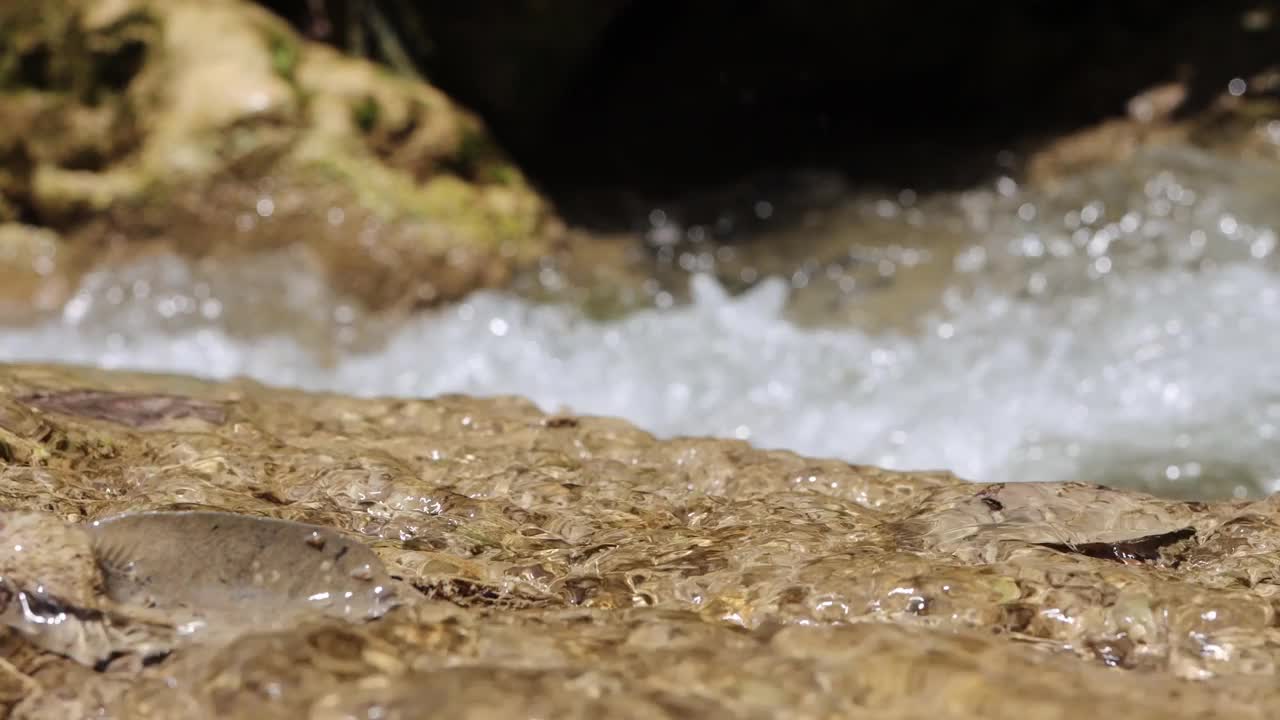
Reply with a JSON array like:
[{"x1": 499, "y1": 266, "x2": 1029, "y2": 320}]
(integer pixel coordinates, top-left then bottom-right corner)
[{"x1": 2, "y1": 362, "x2": 1280, "y2": 718}]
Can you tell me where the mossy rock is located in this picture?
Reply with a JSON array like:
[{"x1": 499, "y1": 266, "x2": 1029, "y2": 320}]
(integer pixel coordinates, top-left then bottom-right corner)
[{"x1": 0, "y1": 0, "x2": 559, "y2": 311}]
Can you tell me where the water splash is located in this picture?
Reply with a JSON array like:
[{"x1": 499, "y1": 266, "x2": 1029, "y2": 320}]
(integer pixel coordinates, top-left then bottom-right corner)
[{"x1": 5, "y1": 146, "x2": 1280, "y2": 499}]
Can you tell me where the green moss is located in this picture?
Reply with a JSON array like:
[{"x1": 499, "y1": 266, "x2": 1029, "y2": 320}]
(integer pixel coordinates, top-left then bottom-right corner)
[
  {"x1": 448, "y1": 128, "x2": 528, "y2": 186},
  {"x1": 268, "y1": 31, "x2": 299, "y2": 81},
  {"x1": 297, "y1": 150, "x2": 544, "y2": 261},
  {"x1": 489, "y1": 163, "x2": 519, "y2": 187},
  {"x1": 352, "y1": 95, "x2": 380, "y2": 133},
  {"x1": 456, "y1": 128, "x2": 497, "y2": 170}
]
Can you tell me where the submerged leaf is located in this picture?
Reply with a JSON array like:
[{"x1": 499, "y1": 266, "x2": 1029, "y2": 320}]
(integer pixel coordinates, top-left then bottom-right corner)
[
  {"x1": 20, "y1": 390, "x2": 227, "y2": 428},
  {"x1": 1037, "y1": 527, "x2": 1197, "y2": 564}
]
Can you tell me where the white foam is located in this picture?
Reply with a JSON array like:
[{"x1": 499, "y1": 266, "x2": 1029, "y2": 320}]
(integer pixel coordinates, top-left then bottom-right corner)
[{"x1": 4, "y1": 146, "x2": 1280, "y2": 498}]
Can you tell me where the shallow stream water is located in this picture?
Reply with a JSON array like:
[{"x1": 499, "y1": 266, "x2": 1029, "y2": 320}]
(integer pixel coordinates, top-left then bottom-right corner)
[{"x1": 4, "y1": 145, "x2": 1280, "y2": 500}]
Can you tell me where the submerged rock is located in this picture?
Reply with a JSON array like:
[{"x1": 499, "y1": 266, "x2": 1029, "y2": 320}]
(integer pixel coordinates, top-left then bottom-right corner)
[
  {"x1": 0, "y1": 507, "x2": 398, "y2": 677},
  {"x1": 90, "y1": 510, "x2": 401, "y2": 626},
  {"x1": 0, "y1": 0, "x2": 559, "y2": 314},
  {"x1": 1, "y1": 361, "x2": 1280, "y2": 716},
  {"x1": 1027, "y1": 69, "x2": 1280, "y2": 189}
]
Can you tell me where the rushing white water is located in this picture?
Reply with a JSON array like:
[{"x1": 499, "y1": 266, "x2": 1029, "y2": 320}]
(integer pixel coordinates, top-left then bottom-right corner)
[{"x1": 4, "y1": 146, "x2": 1280, "y2": 498}]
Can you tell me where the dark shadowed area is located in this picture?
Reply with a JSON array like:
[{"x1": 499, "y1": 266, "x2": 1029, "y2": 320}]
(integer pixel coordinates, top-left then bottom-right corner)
[{"x1": 265, "y1": 0, "x2": 1280, "y2": 222}]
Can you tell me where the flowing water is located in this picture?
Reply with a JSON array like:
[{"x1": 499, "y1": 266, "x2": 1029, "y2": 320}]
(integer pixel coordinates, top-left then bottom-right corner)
[{"x1": 4, "y1": 145, "x2": 1280, "y2": 500}]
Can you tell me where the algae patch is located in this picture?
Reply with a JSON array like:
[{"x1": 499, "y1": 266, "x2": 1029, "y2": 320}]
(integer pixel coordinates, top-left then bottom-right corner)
[{"x1": 19, "y1": 389, "x2": 227, "y2": 429}]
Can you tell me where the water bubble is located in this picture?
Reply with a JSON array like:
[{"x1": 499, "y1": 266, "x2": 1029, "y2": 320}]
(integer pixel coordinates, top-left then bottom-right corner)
[
  {"x1": 1267, "y1": 120, "x2": 1280, "y2": 144},
  {"x1": 1027, "y1": 273, "x2": 1048, "y2": 295},
  {"x1": 1251, "y1": 232, "x2": 1276, "y2": 259},
  {"x1": 954, "y1": 246, "x2": 987, "y2": 273},
  {"x1": 1219, "y1": 215, "x2": 1239, "y2": 236}
]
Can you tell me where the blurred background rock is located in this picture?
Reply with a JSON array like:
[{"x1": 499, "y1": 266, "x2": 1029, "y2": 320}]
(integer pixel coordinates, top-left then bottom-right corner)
[
  {"x1": 9, "y1": 0, "x2": 1280, "y2": 322},
  {"x1": 0, "y1": 0, "x2": 557, "y2": 320}
]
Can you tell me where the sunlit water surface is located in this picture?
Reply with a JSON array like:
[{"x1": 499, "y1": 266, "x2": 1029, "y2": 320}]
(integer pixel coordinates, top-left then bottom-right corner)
[{"x1": 4, "y1": 147, "x2": 1280, "y2": 499}]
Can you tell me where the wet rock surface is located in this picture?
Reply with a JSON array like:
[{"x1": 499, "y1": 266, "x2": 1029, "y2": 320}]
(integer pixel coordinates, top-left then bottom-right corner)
[
  {"x1": 0, "y1": 362, "x2": 1278, "y2": 717},
  {"x1": 0, "y1": 511, "x2": 176, "y2": 672}
]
